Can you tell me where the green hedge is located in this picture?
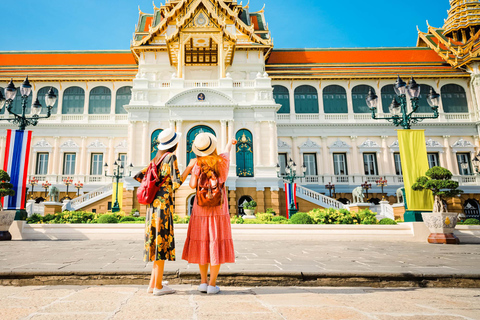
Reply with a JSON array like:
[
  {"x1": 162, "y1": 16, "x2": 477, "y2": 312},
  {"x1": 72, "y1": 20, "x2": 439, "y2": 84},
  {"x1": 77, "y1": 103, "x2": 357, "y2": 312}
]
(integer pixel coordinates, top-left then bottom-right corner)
[
  {"x1": 458, "y1": 218, "x2": 480, "y2": 225},
  {"x1": 27, "y1": 211, "x2": 146, "y2": 224}
]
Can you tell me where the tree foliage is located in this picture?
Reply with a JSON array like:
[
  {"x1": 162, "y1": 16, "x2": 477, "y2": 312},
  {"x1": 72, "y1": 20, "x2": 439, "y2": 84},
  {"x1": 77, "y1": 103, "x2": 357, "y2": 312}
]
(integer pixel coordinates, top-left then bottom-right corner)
[
  {"x1": 411, "y1": 166, "x2": 463, "y2": 213},
  {"x1": 0, "y1": 170, "x2": 15, "y2": 211}
]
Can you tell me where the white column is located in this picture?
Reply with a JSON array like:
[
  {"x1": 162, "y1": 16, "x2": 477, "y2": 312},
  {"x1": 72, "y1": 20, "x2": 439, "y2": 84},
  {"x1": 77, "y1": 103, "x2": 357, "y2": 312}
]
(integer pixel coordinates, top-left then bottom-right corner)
[
  {"x1": 346, "y1": 85, "x2": 354, "y2": 120},
  {"x1": 141, "y1": 121, "x2": 148, "y2": 166},
  {"x1": 127, "y1": 121, "x2": 136, "y2": 166},
  {"x1": 52, "y1": 137, "x2": 60, "y2": 175},
  {"x1": 83, "y1": 86, "x2": 89, "y2": 115},
  {"x1": 79, "y1": 137, "x2": 87, "y2": 176},
  {"x1": 254, "y1": 121, "x2": 261, "y2": 166},
  {"x1": 228, "y1": 120, "x2": 236, "y2": 166},
  {"x1": 0, "y1": 136, "x2": 5, "y2": 170},
  {"x1": 291, "y1": 137, "x2": 299, "y2": 174},
  {"x1": 176, "y1": 120, "x2": 185, "y2": 170},
  {"x1": 289, "y1": 83, "x2": 296, "y2": 119},
  {"x1": 108, "y1": 137, "x2": 114, "y2": 175},
  {"x1": 443, "y1": 135, "x2": 456, "y2": 174},
  {"x1": 57, "y1": 89, "x2": 64, "y2": 115},
  {"x1": 220, "y1": 120, "x2": 227, "y2": 152},
  {"x1": 269, "y1": 121, "x2": 276, "y2": 166},
  {"x1": 321, "y1": 137, "x2": 329, "y2": 175},
  {"x1": 381, "y1": 136, "x2": 389, "y2": 175},
  {"x1": 110, "y1": 85, "x2": 116, "y2": 115},
  {"x1": 350, "y1": 136, "x2": 359, "y2": 175}
]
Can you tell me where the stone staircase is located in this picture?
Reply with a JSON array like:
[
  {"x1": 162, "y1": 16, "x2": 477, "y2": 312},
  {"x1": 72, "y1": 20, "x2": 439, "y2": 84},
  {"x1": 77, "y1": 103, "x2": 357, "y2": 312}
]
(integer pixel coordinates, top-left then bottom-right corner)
[
  {"x1": 295, "y1": 184, "x2": 346, "y2": 210},
  {"x1": 68, "y1": 184, "x2": 113, "y2": 211}
]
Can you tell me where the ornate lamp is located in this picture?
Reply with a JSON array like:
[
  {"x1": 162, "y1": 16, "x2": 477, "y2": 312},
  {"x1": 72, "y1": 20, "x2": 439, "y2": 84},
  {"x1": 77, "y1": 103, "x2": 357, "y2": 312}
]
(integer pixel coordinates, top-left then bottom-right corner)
[
  {"x1": 28, "y1": 177, "x2": 39, "y2": 199},
  {"x1": 42, "y1": 181, "x2": 51, "y2": 198}
]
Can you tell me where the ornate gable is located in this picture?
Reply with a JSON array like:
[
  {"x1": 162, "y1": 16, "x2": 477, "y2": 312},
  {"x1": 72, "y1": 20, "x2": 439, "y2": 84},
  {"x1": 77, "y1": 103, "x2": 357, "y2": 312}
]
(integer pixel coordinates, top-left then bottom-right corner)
[{"x1": 298, "y1": 139, "x2": 321, "y2": 152}]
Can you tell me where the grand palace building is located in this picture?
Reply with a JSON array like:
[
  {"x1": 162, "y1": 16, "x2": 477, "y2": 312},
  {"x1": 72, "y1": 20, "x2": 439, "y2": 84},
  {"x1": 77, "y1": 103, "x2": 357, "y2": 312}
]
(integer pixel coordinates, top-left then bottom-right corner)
[{"x1": 1, "y1": 0, "x2": 480, "y2": 217}]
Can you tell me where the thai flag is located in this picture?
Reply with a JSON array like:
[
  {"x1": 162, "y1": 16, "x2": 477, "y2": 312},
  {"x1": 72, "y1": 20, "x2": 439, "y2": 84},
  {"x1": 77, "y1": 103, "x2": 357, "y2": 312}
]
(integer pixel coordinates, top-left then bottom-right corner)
[
  {"x1": 284, "y1": 182, "x2": 298, "y2": 219},
  {"x1": 2, "y1": 129, "x2": 32, "y2": 210}
]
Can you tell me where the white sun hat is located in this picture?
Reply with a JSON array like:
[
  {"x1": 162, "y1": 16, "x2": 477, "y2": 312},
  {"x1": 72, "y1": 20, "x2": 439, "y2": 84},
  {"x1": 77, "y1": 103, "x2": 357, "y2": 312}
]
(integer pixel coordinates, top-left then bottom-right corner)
[
  {"x1": 192, "y1": 132, "x2": 217, "y2": 157},
  {"x1": 157, "y1": 128, "x2": 182, "y2": 151}
]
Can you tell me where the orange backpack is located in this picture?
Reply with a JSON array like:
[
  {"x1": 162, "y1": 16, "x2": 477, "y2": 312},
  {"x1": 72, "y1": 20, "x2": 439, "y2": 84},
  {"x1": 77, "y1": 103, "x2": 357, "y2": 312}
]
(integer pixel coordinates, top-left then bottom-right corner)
[{"x1": 197, "y1": 166, "x2": 224, "y2": 207}]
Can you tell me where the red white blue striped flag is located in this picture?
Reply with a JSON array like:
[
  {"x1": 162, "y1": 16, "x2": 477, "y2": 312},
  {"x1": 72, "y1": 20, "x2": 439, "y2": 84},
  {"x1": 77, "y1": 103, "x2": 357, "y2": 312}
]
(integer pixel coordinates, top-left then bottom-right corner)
[
  {"x1": 2, "y1": 129, "x2": 33, "y2": 210},
  {"x1": 284, "y1": 182, "x2": 297, "y2": 219}
]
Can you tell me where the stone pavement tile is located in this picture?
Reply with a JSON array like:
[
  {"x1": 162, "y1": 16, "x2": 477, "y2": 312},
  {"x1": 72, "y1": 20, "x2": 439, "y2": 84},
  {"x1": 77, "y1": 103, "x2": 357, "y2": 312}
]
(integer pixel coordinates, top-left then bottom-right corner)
[
  {"x1": 29, "y1": 313, "x2": 111, "y2": 320},
  {"x1": 112, "y1": 306, "x2": 194, "y2": 320},
  {"x1": 0, "y1": 297, "x2": 60, "y2": 308},
  {"x1": 65, "y1": 290, "x2": 131, "y2": 302},
  {"x1": 0, "y1": 307, "x2": 36, "y2": 320},
  {"x1": 277, "y1": 306, "x2": 373, "y2": 320},
  {"x1": 197, "y1": 312, "x2": 283, "y2": 320},
  {"x1": 253, "y1": 287, "x2": 344, "y2": 307},
  {"x1": 42, "y1": 300, "x2": 122, "y2": 313},
  {"x1": 373, "y1": 316, "x2": 471, "y2": 320}
]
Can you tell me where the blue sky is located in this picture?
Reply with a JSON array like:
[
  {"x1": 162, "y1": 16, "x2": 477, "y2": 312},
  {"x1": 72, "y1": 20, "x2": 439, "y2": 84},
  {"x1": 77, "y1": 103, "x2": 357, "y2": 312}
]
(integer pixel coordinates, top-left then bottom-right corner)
[{"x1": 0, "y1": 0, "x2": 449, "y2": 51}]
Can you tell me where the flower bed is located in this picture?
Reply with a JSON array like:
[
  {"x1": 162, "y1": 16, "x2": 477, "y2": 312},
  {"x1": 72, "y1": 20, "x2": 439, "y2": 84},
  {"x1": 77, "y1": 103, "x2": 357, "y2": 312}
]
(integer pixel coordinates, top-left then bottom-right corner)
[{"x1": 27, "y1": 211, "x2": 145, "y2": 224}]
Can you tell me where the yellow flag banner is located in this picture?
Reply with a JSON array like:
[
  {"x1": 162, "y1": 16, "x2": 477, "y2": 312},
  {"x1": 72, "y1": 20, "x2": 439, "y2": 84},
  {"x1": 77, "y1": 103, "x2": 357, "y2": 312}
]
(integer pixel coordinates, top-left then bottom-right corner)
[
  {"x1": 397, "y1": 129, "x2": 433, "y2": 212},
  {"x1": 112, "y1": 182, "x2": 124, "y2": 210}
]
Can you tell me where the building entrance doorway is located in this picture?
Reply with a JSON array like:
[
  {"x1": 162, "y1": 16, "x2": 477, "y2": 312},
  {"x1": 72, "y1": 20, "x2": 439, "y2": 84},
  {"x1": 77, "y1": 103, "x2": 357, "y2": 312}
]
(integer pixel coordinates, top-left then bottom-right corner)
[{"x1": 186, "y1": 125, "x2": 216, "y2": 163}]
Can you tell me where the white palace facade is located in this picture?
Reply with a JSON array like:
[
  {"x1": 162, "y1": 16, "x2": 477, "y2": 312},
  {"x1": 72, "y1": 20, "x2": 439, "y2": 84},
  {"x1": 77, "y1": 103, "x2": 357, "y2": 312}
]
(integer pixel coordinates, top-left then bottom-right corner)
[{"x1": 0, "y1": 0, "x2": 479, "y2": 216}]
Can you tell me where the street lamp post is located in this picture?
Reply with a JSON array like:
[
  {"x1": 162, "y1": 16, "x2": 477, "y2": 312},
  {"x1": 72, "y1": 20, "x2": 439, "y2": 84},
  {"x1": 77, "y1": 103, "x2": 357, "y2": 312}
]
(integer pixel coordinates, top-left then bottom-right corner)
[
  {"x1": 42, "y1": 181, "x2": 51, "y2": 198},
  {"x1": 0, "y1": 78, "x2": 57, "y2": 130},
  {"x1": 376, "y1": 178, "x2": 388, "y2": 200},
  {"x1": 325, "y1": 182, "x2": 336, "y2": 198},
  {"x1": 63, "y1": 178, "x2": 73, "y2": 200},
  {"x1": 366, "y1": 76, "x2": 440, "y2": 129},
  {"x1": 361, "y1": 181, "x2": 372, "y2": 201},
  {"x1": 74, "y1": 181, "x2": 83, "y2": 196},
  {"x1": 276, "y1": 158, "x2": 307, "y2": 218},
  {"x1": 28, "y1": 177, "x2": 38, "y2": 200},
  {"x1": 104, "y1": 158, "x2": 133, "y2": 213}
]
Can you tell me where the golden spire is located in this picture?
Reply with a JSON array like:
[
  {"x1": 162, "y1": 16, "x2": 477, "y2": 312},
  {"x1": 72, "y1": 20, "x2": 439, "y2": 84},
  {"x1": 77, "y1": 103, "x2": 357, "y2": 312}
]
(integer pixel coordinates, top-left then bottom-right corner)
[{"x1": 443, "y1": 0, "x2": 480, "y2": 41}]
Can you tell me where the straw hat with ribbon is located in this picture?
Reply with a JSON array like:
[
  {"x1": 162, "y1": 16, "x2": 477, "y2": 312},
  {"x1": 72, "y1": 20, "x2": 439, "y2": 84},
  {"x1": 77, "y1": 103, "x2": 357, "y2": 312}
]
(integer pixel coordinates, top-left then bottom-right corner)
[
  {"x1": 192, "y1": 132, "x2": 217, "y2": 157},
  {"x1": 157, "y1": 128, "x2": 182, "y2": 151}
]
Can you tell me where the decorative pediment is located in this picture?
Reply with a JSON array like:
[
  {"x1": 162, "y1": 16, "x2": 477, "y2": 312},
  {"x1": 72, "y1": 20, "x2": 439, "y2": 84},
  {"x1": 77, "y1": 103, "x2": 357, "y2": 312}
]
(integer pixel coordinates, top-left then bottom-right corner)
[
  {"x1": 277, "y1": 139, "x2": 291, "y2": 153},
  {"x1": 426, "y1": 139, "x2": 443, "y2": 148},
  {"x1": 328, "y1": 139, "x2": 351, "y2": 153},
  {"x1": 298, "y1": 139, "x2": 320, "y2": 152},
  {"x1": 166, "y1": 88, "x2": 236, "y2": 107},
  {"x1": 115, "y1": 139, "x2": 128, "y2": 152},
  {"x1": 451, "y1": 138, "x2": 476, "y2": 153},
  {"x1": 359, "y1": 139, "x2": 381, "y2": 149},
  {"x1": 60, "y1": 139, "x2": 79, "y2": 149},
  {"x1": 389, "y1": 140, "x2": 399, "y2": 148},
  {"x1": 87, "y1": 139, "x2": 107, "y2": 150},
  {"x1": 33, "y1": 139, "x2": 52, "y2": 148}
]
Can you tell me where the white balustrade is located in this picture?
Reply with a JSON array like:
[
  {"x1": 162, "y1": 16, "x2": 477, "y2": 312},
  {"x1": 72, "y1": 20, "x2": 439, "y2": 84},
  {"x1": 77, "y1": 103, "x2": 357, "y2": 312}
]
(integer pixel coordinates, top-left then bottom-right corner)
[
  {"x1": 295, "y1": 114, "x2": 320, "y2": 121},
  {"x1": 324, "y1": 114, "x2": 349, "y2": 120},
  {"x1": 184, "y1": 80, "x2": 219, "y2": 88},
  {"x1": 296, "y1": 184, "x2": 346, "y2": 209},
  {"x1": 69, "y1": 184, "x2": 113, "y2": 210}
]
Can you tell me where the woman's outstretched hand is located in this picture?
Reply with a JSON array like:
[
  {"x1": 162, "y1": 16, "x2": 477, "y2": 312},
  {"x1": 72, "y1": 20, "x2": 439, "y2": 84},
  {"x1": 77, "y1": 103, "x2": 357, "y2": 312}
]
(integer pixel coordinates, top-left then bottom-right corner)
[{"x1": 225, "y1": 139, "x2": 237, "y2": 153}]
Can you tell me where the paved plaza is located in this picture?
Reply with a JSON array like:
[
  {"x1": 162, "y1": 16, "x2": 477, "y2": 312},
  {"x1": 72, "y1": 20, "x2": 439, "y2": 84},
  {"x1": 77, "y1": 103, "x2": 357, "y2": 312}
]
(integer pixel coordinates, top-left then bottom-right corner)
[
  {"x1": 1, "y1": 239, "x2": 480, "y2": 287},
  {"x1": 0, "y1": 284, "x2": 479, "y2": 320}
]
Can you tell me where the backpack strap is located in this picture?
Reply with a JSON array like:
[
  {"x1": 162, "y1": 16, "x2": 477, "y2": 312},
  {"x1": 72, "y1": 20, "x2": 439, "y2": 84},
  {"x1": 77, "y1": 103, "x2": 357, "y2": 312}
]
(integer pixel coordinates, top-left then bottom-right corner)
[{"x1": 152, "y1": 152, "x2": 170, "y2": 183}]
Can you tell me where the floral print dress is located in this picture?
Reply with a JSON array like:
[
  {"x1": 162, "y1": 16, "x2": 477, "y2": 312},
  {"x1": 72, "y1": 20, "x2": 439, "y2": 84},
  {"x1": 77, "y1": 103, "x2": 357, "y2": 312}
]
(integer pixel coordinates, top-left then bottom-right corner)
[{"x1": 136, "y1": 154, "x2": 183, "y2": 262}]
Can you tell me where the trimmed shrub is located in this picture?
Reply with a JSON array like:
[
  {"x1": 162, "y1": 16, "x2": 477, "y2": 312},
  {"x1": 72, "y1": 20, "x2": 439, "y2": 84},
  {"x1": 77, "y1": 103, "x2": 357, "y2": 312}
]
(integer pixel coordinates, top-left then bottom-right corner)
[
  {"x1": 289, "y1": 212, "x2": 314, "y2": 224},
  {"x1": 379, "y1": 218, "x2": 397, "y2": 225},
  {"x1": 119, "y1": 216, "x2": 136, "y2": 222},
  {"x1": 272, "y1": 216, "x2": 288, "y2": 223},
  {"x1": 462, "y1": 218, "x2": 480, "y2": 225},
  {"x1": 135, "y1": 217, "x2": 146, "y2": 222},
  {"x1": 256, "y1": 213, "x2": 274, "y2": 222},
  {"x1": 97, "y1": 214, "x2": 119, "y2": 224},
  {"x1": 231, "y1": 216, "x2": 244, "y2": 224}
]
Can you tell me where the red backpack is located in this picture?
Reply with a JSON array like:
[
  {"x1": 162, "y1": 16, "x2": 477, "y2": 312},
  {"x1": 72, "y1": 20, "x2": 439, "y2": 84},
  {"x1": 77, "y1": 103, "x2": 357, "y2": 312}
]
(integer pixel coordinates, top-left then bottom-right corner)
[
  {"x1": 197, "y1": 166, "x2": 224, "y2": 207},
  {"x1": 137, "y1": 153, "x2": 170, "y2": 205}
]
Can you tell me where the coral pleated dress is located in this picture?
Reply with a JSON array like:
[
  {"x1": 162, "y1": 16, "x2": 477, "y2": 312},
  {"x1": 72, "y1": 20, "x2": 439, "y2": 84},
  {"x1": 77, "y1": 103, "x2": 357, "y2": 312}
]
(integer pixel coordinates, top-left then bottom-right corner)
[{"x1": 182, "y1": 153, "x2": 235, "y2": 266}]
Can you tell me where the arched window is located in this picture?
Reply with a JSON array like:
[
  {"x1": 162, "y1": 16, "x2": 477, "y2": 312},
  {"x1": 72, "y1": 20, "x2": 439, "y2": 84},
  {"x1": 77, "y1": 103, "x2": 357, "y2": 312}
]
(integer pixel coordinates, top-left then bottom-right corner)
[
  {"x1": 238, "y1": 195, "x2": 253, "y2": 216},
  {"x1": 416, "y1": 84, "x2": 435, "y2": 113},
  {"x1": 62, "y1": 87, "x2": 85, "y2": 114},
  {"x1": 381, "y1": 85, "x2": 396, "y2": 113},
  {"x1": 115, "y1": 86, "x2": 131, "y2": 114},
  {"x1": 9, "y1": 88, "x2": 32, "y2": 115},
  {"x1": 294, "y1": 85, "x2": 319, "y2": 113},
  {"x1": 151, "y1": 129, "x2": 163, "y2": 160},
  {"x1": 273, "y1": 85, "x2": 290, "y2": 114},
  {"x1": 186, "y1": 125, "x2": 216, "y2": 163},
  {"x1": 89, "y1": 86, "x2": 111, "y2": 114},
  {"x1": 37, "y1": 87, "x2": 59, "y2": 114},
  {"x1": 236, "y1": 129, "x2": 254, "y2": 177},
  {"x1": 441, "y1": 84, "x2": 468, "y2": 113},
  {"x1": 323, "y1": 85, "x2": 348, "y2": 113},
  {"x1": 352, "y1": 85, "x2": 375, "y2": 113}
]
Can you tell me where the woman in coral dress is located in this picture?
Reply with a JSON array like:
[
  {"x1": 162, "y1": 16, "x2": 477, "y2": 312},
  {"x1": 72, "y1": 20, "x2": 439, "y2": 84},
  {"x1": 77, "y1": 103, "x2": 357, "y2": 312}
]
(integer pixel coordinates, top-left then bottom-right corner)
[
  {"x1": 182, "y1": 133, "x2": 236, "y2": 294},
  {"x1": 134, "y1": 128, "x2": 196, "y2": 296}
]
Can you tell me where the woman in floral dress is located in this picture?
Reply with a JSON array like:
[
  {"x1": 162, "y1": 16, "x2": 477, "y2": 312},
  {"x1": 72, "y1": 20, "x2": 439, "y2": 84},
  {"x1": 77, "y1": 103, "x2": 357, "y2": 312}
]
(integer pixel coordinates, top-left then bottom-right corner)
[{"x1": 134, "y1": 128, "x2": 196, "y2": 296}]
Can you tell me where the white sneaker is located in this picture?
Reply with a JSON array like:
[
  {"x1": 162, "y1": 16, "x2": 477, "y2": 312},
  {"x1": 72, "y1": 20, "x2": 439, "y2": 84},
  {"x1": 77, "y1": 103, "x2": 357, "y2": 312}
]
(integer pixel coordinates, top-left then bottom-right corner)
[
  {"x1": 198, "y1": 283, "x2": 208, "y2": 293},
  {"x1": 153, "y1": 285, "x2": 175, "y2": 296},
  {"x1": 207, "y1": 285, "x2": 220, "y2": 294},
  {"x1": 147, "y1": 281, "x2": 169, "y2": 293}
]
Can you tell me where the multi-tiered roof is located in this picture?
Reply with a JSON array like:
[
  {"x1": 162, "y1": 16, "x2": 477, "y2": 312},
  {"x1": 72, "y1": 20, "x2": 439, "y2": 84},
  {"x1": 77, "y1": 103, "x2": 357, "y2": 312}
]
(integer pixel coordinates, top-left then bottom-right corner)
[{"x1": 418, "y1": 0, "x2": 480, "y2": 68}]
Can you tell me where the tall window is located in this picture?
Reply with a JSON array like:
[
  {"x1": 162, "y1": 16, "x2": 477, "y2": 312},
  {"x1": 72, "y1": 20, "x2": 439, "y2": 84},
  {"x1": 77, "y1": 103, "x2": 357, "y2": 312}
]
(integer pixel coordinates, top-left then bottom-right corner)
[
  {"x1": 118, "y1": 153, "x2": 127, "y2": 168},
  {"x1": 333, "y1": 153, "x2": 348, "y2": 176},
  {"x1": 363, "y1": 153, "x2": 378, "y2": 176},
  {"x1": 294, "y1": 85, "x2": 319, "y2": 114},
  {"x1": 187, "y1": 126, "x2": 216, "y2": 163},
  {"x1": 63, "y1": 153, "x2": 76, "y2": 175},
  {"x1": 428, "y1": 153, "x2": 440, "y2": 168},
  {"x1": 394, "y1": 153, "x2": 402, "y2": 175},
  {"x1": 90, "y1": 153, "x2": 104, "y2": 175},
  {"x1": 36, "y1": 153, "x2": 49, "y2": 175},
  {"x1": 89, "y1": 86, "x2": 111, "y2": 114},
  {"x1": 278, "y1": 153, "x2": 287, "y2": 175},
  {"x1": 441, "y1": 84, "x2": 468, "y2": 113},
  {"x1": 323, "y1": 85, "x2": 348, "y2": 114},
  {"x1": 273, "y1": 85, "x2": 290, "y2": 114},
  {"x1": 115, "y1": 86, "x2": 131, "y2": 114},
  {"x1": 11, "y1": 88, "x2": 32, "y2": 114},
  {"x1": 37, "y1": 87, "x2": 59, "y2": 114},
  {"x1": 457, "y1": 153, "x2": 473, "y2": 175},
  {"x1": 236, "y1": 129, "x2": 254, "y2": 177},
  {"x1": 303, "y1": 153, "x2": 317, "y2": 176},
  {"x1": 352, "y1": 85, "x2": 375, "y2": 113},
  {"x1": 62, "y1": 87, "x2": 85, "y2": 114},
  {"x1": 381, "y1": 85, "x2": 396, "y2": 113},
  {"x1": 416, "y1": 84, "x2": 435, "y2": 113},
  {"x1": 151, "y1": 129, "x2": 163, "y2": 161}
]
